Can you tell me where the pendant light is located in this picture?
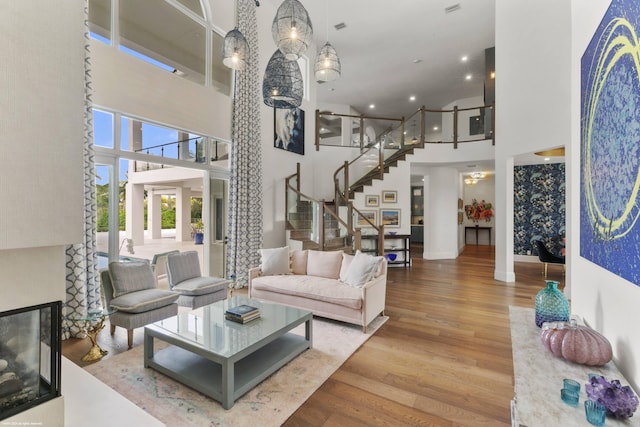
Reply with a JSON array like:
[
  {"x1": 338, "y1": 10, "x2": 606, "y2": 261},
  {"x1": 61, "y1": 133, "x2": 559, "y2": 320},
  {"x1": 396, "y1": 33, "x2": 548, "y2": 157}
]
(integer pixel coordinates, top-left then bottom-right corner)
[
  {"x1": 222, "y1": 28, "x2": 249, "y2": 70},
  {"x1": 262, "y1": 49, "x2": 304, "y2": 108},
  {"x1": 272, "y1": 0, "x2": 313, "y2": 60},
  {"x1": 222, "y1": 0, "x2": 250, "y2": 70},
  {"x1": 314, "y1": 0, "x2": 340, "y2": 82}
]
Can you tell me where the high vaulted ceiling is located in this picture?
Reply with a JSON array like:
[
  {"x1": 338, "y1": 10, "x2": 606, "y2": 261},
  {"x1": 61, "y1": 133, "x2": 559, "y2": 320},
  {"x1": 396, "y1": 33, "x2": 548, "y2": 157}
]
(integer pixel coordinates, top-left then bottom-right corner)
[{"x1": 286, "y1": 0, "x2": 496, "y2": 118}]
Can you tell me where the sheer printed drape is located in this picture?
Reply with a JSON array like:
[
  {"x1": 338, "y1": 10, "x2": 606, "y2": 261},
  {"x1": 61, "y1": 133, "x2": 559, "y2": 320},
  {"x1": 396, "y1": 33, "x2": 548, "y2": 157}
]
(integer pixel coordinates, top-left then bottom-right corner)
[
  {"x1": 227, "y1": 0, "x2": 263, "y2": 287},
  {"x1": 62, "y1": 0, "x2": 100, "y2": 339}
]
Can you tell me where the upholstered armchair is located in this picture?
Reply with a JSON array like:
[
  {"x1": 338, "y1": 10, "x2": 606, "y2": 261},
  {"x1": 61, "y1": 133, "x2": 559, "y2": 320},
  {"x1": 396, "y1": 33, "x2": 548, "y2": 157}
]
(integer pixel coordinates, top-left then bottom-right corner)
[
  {"x1": 100, "y1": 261, "x2": 179, "y2": 349},
  {"x1": 533, "y1": 239, "x2": 565, "y2": 277},
  {"x1": 165, "y1": 251, "x2": 229, "y2": 309}
]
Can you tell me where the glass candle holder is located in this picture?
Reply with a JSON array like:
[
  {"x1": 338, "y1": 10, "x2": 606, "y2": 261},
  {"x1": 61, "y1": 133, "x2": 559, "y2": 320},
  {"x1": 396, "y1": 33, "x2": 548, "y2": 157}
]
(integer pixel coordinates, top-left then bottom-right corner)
[
  {"x1": 564, "y1": 379, "x2": 581, "y2": 393},
  {"x1": 562, "y1": 388, "x2": 580, "y2": 407},
  {"x1": 585, "y1": 400, "x2": 606, "y2": 427}
]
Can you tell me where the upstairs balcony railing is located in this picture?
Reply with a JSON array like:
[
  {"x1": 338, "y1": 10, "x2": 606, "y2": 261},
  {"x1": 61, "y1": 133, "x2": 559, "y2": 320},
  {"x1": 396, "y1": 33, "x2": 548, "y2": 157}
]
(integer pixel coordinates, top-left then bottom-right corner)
[
  {"x1": 319, "y1": 104, "x2": 494, "y2": 203},
  {"x1": 133, "y1": 137, "x2": 231, "y2": 172}
]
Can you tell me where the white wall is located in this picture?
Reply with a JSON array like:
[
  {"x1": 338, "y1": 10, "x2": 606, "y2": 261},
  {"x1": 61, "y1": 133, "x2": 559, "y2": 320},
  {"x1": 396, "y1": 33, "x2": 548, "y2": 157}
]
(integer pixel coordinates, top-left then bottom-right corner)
[
  {"x1": 494, "y1": 0, "x2": 571, "y2": 282},
  {"x1": 0, "y1": 1, "x2": 86, "y2": 424},
  {"x1": 570, "y1": 0, "x2": 640, "y2": 392}
]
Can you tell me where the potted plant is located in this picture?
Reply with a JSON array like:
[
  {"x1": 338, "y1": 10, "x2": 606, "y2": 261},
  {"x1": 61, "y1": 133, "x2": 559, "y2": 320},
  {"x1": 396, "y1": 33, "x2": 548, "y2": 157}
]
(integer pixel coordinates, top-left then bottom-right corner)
[{"x1": 193, "y1": 219, "x2": 204, "y2": 244}]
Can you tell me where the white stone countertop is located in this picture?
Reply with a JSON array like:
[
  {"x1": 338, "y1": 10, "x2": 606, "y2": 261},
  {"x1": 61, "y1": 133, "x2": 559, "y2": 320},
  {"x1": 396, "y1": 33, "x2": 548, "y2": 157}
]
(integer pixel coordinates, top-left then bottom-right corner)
[{"x1": 510, "y1": 306, "x2": 639, "y2": 426}]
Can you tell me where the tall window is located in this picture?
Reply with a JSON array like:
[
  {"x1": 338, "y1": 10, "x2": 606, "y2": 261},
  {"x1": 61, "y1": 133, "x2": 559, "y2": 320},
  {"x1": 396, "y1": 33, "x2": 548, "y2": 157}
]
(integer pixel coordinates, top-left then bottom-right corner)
[{"x1": 88, "y1": 0, "x2": 230, "y2": 92}]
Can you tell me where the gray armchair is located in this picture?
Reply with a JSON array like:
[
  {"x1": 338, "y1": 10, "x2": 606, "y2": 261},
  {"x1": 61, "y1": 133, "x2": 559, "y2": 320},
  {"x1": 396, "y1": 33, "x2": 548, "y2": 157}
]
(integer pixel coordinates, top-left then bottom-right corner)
[
  {"x1": 166, "y1": 251, "x2": 229, "y2": 309},
  {"x1": 101, "y1": 261, "x2": 179, "y2": 349}
]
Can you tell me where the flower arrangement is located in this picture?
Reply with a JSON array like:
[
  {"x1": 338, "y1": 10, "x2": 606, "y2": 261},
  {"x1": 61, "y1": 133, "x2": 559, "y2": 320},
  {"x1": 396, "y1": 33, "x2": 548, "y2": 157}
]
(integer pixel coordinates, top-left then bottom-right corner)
[{"x1": 586, "y1": 375, "x2": 639, "y2": 419}]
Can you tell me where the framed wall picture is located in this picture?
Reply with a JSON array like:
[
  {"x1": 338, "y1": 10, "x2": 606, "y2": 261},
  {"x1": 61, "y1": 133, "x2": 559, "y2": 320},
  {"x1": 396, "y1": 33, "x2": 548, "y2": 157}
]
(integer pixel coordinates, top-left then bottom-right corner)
[
  {"x1": 382, "y1": 190, "x2": 397, "y2": 203},
  {"x1": 365, "y1": 195, "x2": 379, "y2": 207},
  {"x1": 380, "y1": 209, "x2": 400, "y2": 228},
  {"x1": 357, "y1": 210, "x2": 377, "y2": 227},
  {"x1": 274, "y1": 107, "x2": 305, "y2": 155}
]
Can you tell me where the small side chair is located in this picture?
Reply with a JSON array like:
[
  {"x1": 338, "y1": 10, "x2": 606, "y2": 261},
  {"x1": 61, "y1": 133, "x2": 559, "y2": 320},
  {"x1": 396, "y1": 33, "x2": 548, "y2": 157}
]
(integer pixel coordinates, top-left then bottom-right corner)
[
  {"x1": 166, "y1": 251, "x2": 229, "y2": 309},
  {"x1": 101, "y1": 261, "x2": 179, "y2": 349},
  {"x1": 533, "y1": 239, "x2": 565, "y2": 277}
]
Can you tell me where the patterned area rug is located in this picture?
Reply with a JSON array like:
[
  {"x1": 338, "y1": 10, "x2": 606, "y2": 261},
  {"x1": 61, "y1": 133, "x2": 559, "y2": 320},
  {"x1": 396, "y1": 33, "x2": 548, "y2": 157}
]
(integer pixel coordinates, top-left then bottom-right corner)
[{"x1": 85, "y1": 316, "x2": 387, "y2": 427}]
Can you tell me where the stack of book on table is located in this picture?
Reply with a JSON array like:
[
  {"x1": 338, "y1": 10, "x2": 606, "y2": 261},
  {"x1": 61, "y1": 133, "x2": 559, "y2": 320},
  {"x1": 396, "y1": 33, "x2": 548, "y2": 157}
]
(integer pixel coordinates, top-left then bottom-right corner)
[{"x1": 225, "y1": 304, "x2": 260, "y2": 324}]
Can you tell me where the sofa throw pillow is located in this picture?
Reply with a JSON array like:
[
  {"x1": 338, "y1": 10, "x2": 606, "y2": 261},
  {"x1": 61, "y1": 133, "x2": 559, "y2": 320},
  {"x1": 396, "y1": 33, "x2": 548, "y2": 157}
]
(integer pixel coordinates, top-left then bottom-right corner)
[
  {"x1": 342, "y1": 250, "x2": 384, "y2": 288},
  {"x1": 260, "y1": 246, "x2": 290, "y2": 275},
  {"x1": 306, "y1": 250, "x2": 343, "y2": 279},
  {"x1": 109, "y1": 261, "x2": 156, "y2": 298},
  {"x1": 291, "y1": 250, "x2": 308, "y2": 275},
  {"x1": 339, "y1": 253, "x2": 355, "y2": 282}
]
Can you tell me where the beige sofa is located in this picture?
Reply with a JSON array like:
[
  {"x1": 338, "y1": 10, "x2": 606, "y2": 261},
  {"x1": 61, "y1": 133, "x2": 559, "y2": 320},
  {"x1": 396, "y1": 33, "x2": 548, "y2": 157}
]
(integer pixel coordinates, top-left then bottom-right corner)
[{"x1": 248, "y1": 248, "x2": 387, "y2": 332}]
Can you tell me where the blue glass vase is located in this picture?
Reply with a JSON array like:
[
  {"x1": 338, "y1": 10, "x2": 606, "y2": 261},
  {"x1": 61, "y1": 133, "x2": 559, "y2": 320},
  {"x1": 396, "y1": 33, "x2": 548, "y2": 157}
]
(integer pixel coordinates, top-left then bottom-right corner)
[{"x1": 535, "y1": 280, "x2": 569, "y2": 327}]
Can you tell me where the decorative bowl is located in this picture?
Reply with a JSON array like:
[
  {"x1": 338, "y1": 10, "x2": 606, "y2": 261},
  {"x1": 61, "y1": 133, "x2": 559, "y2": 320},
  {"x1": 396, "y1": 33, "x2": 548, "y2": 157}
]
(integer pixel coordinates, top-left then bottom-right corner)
[{"x1": 386, "y1": 253, "x2": 397, "y2": 262}]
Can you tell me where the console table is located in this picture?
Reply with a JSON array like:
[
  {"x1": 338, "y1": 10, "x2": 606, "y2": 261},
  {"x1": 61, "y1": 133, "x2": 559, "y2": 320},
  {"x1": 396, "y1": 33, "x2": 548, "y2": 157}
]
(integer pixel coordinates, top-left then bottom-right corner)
[
  {"x1": 509, "y1": 306, "x2": 639, "y2": 426},
  {"x1": 465, "y1": 225, "x2": 491, "y2": 245}
]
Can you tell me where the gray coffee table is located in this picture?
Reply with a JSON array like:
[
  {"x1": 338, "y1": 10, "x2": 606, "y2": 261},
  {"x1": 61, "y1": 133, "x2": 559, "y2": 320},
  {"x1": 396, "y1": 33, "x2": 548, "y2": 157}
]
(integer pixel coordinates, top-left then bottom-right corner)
[{"x1": 143, "y1": 296, "x2": 312, "y2": 409}]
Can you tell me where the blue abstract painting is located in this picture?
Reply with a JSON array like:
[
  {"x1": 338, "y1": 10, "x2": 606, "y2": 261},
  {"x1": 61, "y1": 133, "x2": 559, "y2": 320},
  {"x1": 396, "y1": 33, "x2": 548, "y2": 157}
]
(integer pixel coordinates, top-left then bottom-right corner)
[{"x1": 580, "y1": 0, "x2": 640, "y2": 286}]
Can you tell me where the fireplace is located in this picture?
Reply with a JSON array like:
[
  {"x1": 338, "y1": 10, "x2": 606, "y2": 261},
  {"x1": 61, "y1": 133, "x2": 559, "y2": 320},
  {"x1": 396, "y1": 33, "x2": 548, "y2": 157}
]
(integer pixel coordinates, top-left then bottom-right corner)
[{"x1": 0, "y1": 301, "x2": 61, "y2": 421}]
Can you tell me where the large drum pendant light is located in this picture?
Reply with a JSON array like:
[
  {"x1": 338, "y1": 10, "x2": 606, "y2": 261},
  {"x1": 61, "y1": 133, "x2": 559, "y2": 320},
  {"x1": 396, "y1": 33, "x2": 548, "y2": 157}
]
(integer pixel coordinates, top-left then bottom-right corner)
[
  {"x1": 262, "y1": 49, "x2": 304, "y2": 108},
  {"x1": 222, "y1": 28, "x2": 249, "y2": 70},
  {"x1": 272, "y1": 0, "x2": 313, "y2": 60}
]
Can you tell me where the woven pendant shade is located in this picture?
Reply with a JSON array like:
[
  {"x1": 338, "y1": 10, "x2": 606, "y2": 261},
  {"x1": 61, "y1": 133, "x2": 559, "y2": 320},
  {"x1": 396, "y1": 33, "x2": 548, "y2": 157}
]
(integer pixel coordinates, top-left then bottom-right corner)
[
  {"x1": 262, "y1": 49, "x2": 303, "y2": 108},
  {"x1": 222, "y1": 28, "x2": 249, "y2": 70},
  {"x1": 314, "y1": 41, "x2": 341, "y2": 82},
  {"x1": 272, "y1": 0, "x2": 313, "y2": 60}
]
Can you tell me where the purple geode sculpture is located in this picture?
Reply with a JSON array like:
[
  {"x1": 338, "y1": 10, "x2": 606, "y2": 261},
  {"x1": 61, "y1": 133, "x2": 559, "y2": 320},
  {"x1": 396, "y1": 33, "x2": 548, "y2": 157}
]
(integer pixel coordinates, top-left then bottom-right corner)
[{"x1": 585, "y1": 375, "x2": 639, "y2": 419}]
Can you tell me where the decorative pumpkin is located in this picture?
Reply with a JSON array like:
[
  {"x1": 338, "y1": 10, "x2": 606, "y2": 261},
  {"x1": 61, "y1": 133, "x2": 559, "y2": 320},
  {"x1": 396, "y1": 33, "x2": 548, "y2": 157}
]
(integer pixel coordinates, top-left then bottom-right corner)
[{"x1": 540, "y1": 320, "x2": 613, "y2": 366}]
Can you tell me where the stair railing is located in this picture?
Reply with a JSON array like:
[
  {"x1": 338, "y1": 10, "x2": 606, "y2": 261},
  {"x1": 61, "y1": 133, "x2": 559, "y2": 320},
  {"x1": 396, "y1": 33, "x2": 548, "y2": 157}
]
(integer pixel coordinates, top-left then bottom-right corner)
[{"x1": 286, "y1": 164, "x2": 364, "y2": 252}]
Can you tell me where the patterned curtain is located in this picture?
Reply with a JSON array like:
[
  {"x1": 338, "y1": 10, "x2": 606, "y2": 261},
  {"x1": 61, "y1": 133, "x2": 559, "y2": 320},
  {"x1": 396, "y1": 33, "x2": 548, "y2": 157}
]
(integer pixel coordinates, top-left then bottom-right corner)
[
  {"x1": 227, "y1": 0, "x2": 263, "y2": 288},
  {"x1": 62, "y1": 0, "x2": 100, "y2": 339}
]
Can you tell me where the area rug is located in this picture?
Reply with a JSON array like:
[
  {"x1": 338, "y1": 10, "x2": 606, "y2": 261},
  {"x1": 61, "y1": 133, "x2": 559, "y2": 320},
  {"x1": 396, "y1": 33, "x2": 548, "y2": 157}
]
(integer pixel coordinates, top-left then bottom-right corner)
[{"x1": 85, "y1": 316, "x2": 387, "y2": 427}]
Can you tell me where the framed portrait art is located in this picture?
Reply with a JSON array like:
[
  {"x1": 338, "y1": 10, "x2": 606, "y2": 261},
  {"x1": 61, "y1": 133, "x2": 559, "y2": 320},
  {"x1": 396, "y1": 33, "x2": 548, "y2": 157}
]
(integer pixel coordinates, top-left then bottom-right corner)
[
  {"x1": 365, "y1": 195, "x2": 379, "y2": 207},
  {"x1": 274, "y1": 107, "x2": 305, "y2": 155},
  {"x1": 382, "y1": 190, "x2": 397, "y2": 203}
]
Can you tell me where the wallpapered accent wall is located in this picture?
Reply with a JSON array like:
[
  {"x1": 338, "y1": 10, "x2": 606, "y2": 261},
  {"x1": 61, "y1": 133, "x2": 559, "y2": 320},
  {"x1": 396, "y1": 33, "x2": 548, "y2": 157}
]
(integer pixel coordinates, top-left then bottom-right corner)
[{"x1": 514, "y1": 163, "x2": 566, "y2": 256}]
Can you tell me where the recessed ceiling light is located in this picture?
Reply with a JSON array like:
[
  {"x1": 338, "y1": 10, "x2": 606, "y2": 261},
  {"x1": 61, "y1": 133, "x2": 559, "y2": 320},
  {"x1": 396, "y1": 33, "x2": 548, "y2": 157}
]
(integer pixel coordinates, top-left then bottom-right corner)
[
  {"x1": 544, "y1": 157, "x2": 551, "y2": 161},
  {"x1": 369, "y1": 104, "x2": 375, "y2": 109},
  {"x1": 433, "y1": 126, "x2": 439, "y2": 131},
  {"x1": 409, "y1": 95, "x2": 416, "y2": 101},
  {"x1": 412, "y1": 59, "x2": 422, "y2": 64},
  {"x1": 461, "y1": 55, "x2": 468, "y2": 62},
  {"x1": 465, "y1": 74, "x2": 472, "y2": 81}
]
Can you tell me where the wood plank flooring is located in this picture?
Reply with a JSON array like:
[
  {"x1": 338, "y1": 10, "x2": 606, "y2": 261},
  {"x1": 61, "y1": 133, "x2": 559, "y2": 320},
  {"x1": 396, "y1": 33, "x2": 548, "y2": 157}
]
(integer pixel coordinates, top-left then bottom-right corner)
[{"x1": 62, "y1": 245, "x2": 566, "y2": 426}]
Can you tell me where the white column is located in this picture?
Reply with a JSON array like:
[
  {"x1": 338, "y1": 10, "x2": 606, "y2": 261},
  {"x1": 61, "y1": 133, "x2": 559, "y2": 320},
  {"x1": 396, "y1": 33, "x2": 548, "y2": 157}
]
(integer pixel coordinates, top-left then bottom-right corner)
[
  {"x1": 147, "y1": 190, "x2": 162, "y2": 239},
  {"x1": 175, "y1": 187, "x2": 192, "y2": 242},
  {"x1": 125, "y1": 183, "x2": 145, "y2": 248}
]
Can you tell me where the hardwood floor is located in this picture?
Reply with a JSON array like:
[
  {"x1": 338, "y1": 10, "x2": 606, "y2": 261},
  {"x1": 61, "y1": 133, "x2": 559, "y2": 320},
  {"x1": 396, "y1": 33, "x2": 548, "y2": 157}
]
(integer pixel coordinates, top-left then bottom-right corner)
[{"x1": 62, "y1": 245, "x2": 566, "y2": 426}]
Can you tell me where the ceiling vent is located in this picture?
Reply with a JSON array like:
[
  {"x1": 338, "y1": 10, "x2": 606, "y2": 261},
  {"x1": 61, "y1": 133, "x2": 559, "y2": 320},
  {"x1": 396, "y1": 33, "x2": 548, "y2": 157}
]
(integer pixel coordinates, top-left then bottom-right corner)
[
  {"x1": 334, "y1": 22, "x2": 346, "y2": 30},
  {"x1": 445, "y1": 4, "x2": 461, "y2": 13}
]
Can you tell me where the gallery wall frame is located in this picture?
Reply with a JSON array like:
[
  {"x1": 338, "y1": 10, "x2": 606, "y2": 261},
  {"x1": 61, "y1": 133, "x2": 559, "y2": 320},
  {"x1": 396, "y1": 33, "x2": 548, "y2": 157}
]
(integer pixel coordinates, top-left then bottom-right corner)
[
  {"x1": 357, "y1": 210, "x2": 377, "y2": 227},
  {"x1": 365, "y1": 195, "x2": 379, "y2": 207},
  {"x1": 380, "y1": 208, "x2": 400, "y2": 228},
  {"x1": 382, "y1": 190, "x2": 397, "y2": 203}
]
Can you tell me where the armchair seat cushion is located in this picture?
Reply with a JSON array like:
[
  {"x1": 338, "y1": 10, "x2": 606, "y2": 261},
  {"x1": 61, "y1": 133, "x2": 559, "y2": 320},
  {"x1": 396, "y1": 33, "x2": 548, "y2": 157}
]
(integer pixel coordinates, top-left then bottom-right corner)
[
  {"x1": 110, "y1": 288, "x2": 179, "y2": 314},
  {"x1": 172, "y1": 277, "x2": 229, "y2": 296}
]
